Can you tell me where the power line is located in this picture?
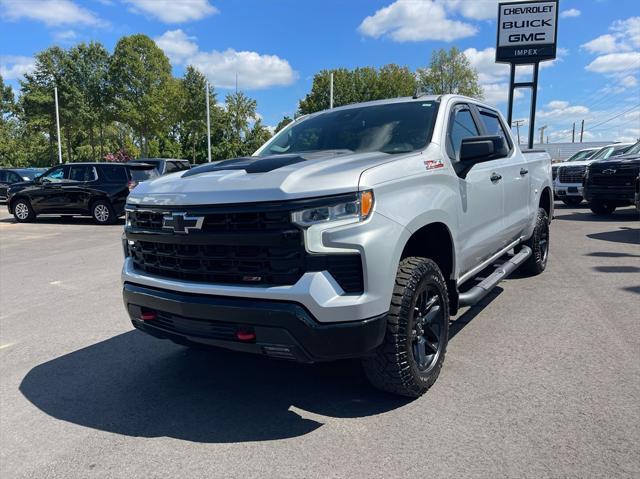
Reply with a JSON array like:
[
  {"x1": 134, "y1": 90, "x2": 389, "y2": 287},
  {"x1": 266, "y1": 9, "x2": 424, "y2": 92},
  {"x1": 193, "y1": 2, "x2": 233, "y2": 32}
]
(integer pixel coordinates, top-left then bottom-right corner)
[{"x1": 585, "y1": 104, "x2": 640, "y2": 132}]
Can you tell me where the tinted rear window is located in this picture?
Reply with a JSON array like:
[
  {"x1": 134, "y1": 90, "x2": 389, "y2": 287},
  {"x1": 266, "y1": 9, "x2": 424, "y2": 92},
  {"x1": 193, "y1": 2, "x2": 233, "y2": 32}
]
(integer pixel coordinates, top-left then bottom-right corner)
[
  {"x1": 99, "y1": 165, "x2": 128, "y2": 182},
  {"x1": 130, "y1": 168, "x2": 158, "y2": 181}
]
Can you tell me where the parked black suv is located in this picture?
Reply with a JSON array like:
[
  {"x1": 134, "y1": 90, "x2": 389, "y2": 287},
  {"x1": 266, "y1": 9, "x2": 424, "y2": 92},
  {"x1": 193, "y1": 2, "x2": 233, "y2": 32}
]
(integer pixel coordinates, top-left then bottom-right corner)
[
  {"x1": 0, "y1": 168, "x2": 47, "y2": 202},
  {"x1": 584, "y1": 141, "x2": 640, "y2": 215},
  {"x1": 7, "y1": 162, "x2": 157, "y2": 224},
  {"x1": 128, "y1": 158, "x2": 190, "y2": 175}
]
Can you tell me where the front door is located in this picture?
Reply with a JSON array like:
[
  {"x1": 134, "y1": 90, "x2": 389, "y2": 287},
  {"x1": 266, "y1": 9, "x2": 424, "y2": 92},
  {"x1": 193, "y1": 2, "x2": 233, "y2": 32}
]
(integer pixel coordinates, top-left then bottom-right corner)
[
  {"x1": 446, "y1": 104, "x2": 505, "y2": 275},
  {"x1": 31, "y1": 165, "x2": 68, "y2": 213}
]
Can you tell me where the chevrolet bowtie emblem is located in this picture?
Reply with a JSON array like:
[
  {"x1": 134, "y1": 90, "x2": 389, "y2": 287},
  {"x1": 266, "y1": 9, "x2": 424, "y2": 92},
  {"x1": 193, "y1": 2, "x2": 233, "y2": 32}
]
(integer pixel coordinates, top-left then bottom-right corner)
[
  {"x1": 602, "y1": 169, "x2": 616, "y2": 175},
  {"x1": 162, "y1": 213, "x2": 204, "y2": 234}
]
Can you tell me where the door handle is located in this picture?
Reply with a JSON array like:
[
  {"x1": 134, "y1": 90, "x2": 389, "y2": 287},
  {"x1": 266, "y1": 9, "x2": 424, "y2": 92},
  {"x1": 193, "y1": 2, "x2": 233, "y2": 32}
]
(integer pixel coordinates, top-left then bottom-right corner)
[
  {"x1": 520, "y1": 168, "x2": 529, "y2": 175},
  {"x1": 490, "y1": 172, "x2": 502, "y2": 182}
]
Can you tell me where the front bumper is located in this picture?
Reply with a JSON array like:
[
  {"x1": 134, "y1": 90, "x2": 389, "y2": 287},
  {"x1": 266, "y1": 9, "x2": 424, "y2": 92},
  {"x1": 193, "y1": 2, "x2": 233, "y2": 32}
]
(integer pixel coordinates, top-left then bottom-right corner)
[
  {"x1": 123, "y1": 283, "x2": 387, "y2": 362},
  {"x1": 553, "y1": 182, "x2": 583, "y2": 198},
  {"x1": 584, "y1": 186, "x2": 635, "y2": 204}
]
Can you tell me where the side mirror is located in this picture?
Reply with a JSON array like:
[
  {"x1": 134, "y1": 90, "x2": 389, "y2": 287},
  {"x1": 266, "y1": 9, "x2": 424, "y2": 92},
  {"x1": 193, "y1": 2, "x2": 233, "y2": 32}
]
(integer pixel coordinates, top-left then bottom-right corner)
[{"x1": 458, "y1": 136, "x2": 509, "y2": 178}]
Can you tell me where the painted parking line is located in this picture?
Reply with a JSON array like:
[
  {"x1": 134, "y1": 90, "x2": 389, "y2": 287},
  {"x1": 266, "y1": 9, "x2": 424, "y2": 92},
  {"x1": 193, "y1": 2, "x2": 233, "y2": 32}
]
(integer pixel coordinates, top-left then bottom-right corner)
[{"x1": 0, "y1": 343, "x2": 15, "y2": 350}]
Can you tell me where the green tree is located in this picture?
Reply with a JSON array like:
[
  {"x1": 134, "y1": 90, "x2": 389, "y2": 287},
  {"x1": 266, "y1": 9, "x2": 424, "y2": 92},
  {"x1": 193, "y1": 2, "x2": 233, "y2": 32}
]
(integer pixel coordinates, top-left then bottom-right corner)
[
  {"x1": 179, "y1": 66, "x2": 218, "y2": 163},
  {"x1": 109, "y1": 34, "x2": 173, "y2": 157},
  {"x1": 274, "y1": 115, "x2": 293, "y2": 133},
  {"x1": 417, "y1": 47, "x2": 483, "y2": 98},
  {"x1": 298, "y1": 64, "x2": 417, "y2": 114}
]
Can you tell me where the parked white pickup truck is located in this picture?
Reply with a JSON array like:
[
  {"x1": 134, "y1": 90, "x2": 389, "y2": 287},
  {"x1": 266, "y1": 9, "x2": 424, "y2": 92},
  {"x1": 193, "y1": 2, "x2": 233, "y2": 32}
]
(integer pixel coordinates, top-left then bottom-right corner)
[{"x1": 121, "y1": 95, "x2": 553, "y2": 397}]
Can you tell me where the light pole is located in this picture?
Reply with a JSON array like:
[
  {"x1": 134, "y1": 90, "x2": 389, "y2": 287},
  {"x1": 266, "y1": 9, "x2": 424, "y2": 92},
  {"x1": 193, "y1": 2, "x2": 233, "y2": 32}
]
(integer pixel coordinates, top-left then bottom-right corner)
[
  {"x1": 205, "y1": 81, "x2": 212, "y2": 162},
  {"x1": 54, "y1": 86, "x2": 63, "y2": 164}
]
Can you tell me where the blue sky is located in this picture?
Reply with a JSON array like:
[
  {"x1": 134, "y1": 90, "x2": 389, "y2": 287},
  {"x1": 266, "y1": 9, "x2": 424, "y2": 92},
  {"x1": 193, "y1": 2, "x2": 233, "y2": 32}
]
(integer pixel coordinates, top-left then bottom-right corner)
[{"x1": 1, "y1": 0, "x2": 639, "y2": 144}]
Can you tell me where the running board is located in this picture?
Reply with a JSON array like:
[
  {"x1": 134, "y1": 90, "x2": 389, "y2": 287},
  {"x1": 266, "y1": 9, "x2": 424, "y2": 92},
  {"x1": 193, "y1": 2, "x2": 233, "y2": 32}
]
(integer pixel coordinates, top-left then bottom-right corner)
[{"x1": 458, "y1": 246, "x2": 532, "y2": 307}]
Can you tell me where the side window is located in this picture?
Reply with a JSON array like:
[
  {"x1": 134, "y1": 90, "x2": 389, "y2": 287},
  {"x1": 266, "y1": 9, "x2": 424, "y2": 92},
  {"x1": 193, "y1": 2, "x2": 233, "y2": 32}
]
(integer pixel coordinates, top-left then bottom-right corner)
[
  {"x1": 8, "y1": 172, "x2": 22, "y2": 183},
  {"x1": 164, "y1": 161, "x2": 179, "y2": 173},
  {"x1": 0, "y1": 171, "x2": 6, "y2": 182},
  {"x1": 479, "y1": 111, "x2": 512, "y2": 150},
  {"x1": 41, "y1": 166, "x2": 66, "y2": 182},
  {"x1": 99, "y1": 165, "x2": 128, "y2": 183},
  {"x1": 68, "y1": 165, "x2": 98, "y2": 182},
  {"x1": 448, "y1": 107, "x2": 480, "y2": 160}
]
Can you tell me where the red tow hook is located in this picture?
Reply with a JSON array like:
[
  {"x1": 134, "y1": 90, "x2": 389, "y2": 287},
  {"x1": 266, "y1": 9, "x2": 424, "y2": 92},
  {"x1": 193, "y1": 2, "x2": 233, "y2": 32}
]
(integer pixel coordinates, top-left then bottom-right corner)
[
  {"x1": 140, "y1": 310, "x2": 157, "y2": 321},
  {"x1": 236, "y1": 329, "x2": 256, "y2": 342}
]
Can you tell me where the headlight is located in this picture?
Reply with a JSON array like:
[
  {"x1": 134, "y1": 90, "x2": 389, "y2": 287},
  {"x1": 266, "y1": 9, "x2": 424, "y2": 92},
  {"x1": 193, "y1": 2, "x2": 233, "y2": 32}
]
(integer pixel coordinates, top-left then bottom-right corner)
[{"x1": 291, "y1": 190, "x2": 374, "y2": 227}]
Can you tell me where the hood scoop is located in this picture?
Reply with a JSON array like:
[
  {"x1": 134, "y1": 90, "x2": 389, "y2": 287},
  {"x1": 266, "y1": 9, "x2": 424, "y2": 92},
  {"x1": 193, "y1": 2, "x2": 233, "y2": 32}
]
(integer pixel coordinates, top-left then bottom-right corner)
[{"x1": 182, "y1": 154, "x2": 307, "y2": 177}]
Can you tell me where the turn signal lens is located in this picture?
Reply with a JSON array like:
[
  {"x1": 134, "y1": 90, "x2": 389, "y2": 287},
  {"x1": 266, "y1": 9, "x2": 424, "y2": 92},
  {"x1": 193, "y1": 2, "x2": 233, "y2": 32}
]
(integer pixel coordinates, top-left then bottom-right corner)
[{"x1": 360, "y1": 190, "x2": 374, "y2": 218}]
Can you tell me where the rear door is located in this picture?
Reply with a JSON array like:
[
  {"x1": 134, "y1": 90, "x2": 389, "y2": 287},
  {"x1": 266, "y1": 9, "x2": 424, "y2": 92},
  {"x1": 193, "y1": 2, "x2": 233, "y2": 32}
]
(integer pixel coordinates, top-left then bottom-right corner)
[
  {"x1": 66, "y1": 164, "x2": 99, "y2": 213},
  {"x1": 476, "y1": 107, "x2": 530, "y2": 244},
  {"x1": 0, "y1": 171, "x2": 8, "y2": 199},
  {"x1": 447, "y1": 103, "x2": 505, "y2": 274}
]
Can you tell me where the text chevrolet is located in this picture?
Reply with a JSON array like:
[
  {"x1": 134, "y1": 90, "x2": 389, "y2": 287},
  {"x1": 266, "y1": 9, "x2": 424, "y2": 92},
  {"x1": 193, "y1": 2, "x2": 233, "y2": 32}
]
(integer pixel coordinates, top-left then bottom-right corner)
[{"x1": 121, "y1": 95, "x2": 553, "y2": 397}]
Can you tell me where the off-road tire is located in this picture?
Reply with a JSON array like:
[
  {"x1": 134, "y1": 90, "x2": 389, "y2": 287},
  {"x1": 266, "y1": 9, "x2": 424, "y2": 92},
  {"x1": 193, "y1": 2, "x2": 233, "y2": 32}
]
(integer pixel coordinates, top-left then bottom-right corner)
[
  {"x1": 362, "y1": 257, "x2": 449, "y2": 397},
  {"x1": 12, "y1": 198, "x2": 36, "y2": 223},
  {"x1": 562, "y1": 197, "x2": 582, "y2": 206},
  {"x1": 589, "y1": 200, "x2": 616, "y2": 216},
  {"x1": 91, "y1": 199, "x2": 116, "y2": 225},
  {"x1": 518, "y1": 208, "x2": 549, "y2": 276}
]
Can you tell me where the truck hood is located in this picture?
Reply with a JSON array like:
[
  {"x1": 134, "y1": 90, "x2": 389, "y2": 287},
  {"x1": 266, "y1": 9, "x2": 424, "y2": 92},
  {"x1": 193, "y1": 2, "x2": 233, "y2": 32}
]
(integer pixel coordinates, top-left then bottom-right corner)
[
  {"x1": 555, "y1": 159, "x2": 596, "y2": 168},
  {"x1": 127, "y1": 150, "x2": 403, "y2": 206}
]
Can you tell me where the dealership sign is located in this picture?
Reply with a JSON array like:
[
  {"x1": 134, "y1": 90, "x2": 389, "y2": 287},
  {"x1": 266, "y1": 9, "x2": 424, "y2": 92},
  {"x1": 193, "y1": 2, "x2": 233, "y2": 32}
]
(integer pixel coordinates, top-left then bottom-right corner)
[{"x1": 496, "y1": 0, "x2": 559, "y2": 64}]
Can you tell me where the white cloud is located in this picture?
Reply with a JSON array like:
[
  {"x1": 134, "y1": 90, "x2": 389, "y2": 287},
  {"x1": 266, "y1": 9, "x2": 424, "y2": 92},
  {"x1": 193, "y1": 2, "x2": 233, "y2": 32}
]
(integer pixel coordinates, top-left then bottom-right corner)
[
  {"x1": 560, "y1": 8, "x2": 580, "y2": 19},
  {"x1": 482, "y1": 83, "x2": 523, "y2": 106},
  {"x1": 124, "y1": 0, "x2": 218, "y2": 23},
  {"x1": 582, "y1": 17, "x2": 640, "y2": 54},
  {"x1": 581, "y1": 34, "x2": 622, "y2": 54},
  {"x1": 155, "y1": 30, "x2": 198, "y2": 64},
  {"x1": 0, "y1": 55, "x2": 36, "y2": 80},
  {"x1": 442, "y1": 0, "x2": 500, "y2": 21},
  {"x1": 620, "y1": 75, "x2": 638, "y2": 88},
  {"x1": 155, "y1": 29, "x2": 297, "y2": 90},
  {"x1": 585, "y1": 52, "x2": 640, "y2": 74},
  {"x1": 53, "y1": 29, "x2": 78, "y2": 43},
  {"x1": 0, "y1": 0, "x2": 105, "y2": 26},
  {"x1": 538, "y1": 100, "x2": 590, "y2": 120},
  {"x1": 191, "y1": 49, "x2": 296, "y2": 90},
  {"x1": 358, "y1": 0, "x2": 477, "y2": 42}
]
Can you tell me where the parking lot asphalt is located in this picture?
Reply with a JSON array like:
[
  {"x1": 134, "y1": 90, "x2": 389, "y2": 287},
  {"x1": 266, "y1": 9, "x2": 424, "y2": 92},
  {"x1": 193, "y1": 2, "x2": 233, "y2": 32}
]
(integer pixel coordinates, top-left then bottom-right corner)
[{"x1": 0, "y1": 204, "x2": 639, "y2": 479}]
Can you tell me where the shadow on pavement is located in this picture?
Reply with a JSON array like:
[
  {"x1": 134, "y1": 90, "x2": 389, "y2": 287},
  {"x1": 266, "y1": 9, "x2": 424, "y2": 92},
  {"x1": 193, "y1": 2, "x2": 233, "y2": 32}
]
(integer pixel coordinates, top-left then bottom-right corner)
[
  {"x1": 20, "y1": 330, "x2": 409, "y2": 443},
  {"x1": 586, "y1": 251, "x2": 640, "y2": 258},
  {"x1": 587, "y1": 227, "x2": 640, "y2": 245},
  {"x1": 593, "y1": 265, "x2": 640, "y2": 273},
  {"x1": 622, "y1": 286, "x2": 640, "y2": 295},
  {"x1": 553, "y1": 209, "x2": 639, "y2": 222},
  {"x1": 0, "y1": 215, "x2": 124, "y2": 226}
]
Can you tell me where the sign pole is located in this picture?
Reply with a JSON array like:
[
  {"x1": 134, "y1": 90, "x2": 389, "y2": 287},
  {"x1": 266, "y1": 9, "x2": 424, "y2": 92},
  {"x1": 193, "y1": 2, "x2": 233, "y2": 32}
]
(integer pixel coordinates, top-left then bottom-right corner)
[
  {"x1": 528, "y1": 62, "x2": 539, "y2": 149},
  {"x1": 507, "y1": 63, "x2": 515, "y2": 126}
]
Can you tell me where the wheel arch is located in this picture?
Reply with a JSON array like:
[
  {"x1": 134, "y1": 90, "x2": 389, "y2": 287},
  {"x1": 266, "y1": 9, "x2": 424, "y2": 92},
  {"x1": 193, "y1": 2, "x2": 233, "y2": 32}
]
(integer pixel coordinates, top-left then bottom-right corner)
[
  {"x1": 540, "y1": 186, "x2": 552, "y2": 220},
  {"x1": 400, "y1": 221, "x2": 458, "y2": 315}
]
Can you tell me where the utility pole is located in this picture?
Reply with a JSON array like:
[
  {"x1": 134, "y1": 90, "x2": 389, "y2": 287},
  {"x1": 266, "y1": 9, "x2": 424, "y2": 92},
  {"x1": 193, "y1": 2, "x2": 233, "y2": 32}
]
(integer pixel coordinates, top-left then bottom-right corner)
[
  {"x1": 329, "y1": 72, "x2": 334, "y2": 109},
  {"x1": 205, "y1": 81, "x2": 212, "y2": 162},
  {"x1": 538, "y1": 125, "x2": 547, "y2": 145},
  {"x1": 512, "y1": 120, "x2": 524, "y2": 145},
  {"x1": 572, "y1": 122, "x2": 575, "y2": 143},
  {"x1": 580, "y1": 120, "x2": 584, "y2": 143},
  {"x1": 54, "y1": 86, "x2": 63, "y2": 164}
]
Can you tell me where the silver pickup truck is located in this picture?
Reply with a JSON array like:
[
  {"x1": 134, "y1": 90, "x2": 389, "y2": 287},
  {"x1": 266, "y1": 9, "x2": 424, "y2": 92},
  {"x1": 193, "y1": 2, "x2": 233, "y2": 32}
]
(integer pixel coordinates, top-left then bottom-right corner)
[{"x1": 121, "y1": 94, "x2": 553, "y2": 397}]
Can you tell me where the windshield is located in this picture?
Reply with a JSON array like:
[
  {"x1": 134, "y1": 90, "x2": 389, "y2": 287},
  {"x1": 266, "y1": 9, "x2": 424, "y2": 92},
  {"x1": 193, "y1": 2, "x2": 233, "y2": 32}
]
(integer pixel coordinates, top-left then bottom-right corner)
[
  {"x1": 15, "y1": 169, "x2": 43, "y2": 180},
  {"x1": 591, "y1": 146, "x2": 619, "y2": 160},
  {"x1": 619, "y1": 142, "x2": 640, "y2": 156},
  {"x1": 258, "y1": 101, "x2": 439, "y2": 156},
  {"x1": 566, "y1": 150, "x2": 596, "y2": 162}
]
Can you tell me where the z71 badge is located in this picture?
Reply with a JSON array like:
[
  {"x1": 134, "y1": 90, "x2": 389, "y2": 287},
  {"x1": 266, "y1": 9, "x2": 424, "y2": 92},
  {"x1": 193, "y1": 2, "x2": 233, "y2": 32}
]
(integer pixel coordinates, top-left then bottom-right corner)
[{"x1": 424, "y1": 159, "x2": 445, "y2": 170}]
